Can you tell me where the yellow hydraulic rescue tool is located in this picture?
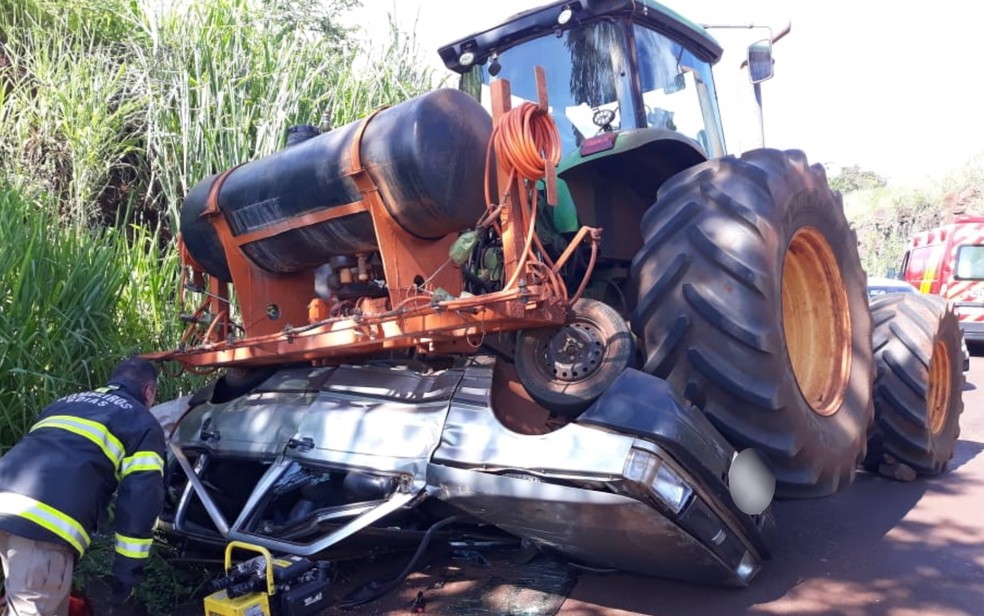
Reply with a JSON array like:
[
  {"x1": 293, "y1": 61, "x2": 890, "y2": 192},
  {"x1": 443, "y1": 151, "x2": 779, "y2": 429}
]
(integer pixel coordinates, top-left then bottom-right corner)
[
  {"x1": 203, "y1": 542, "x2": 276, "y2": 616},
  {"x1": 203, "y1": 541, "x2": 331, "y2": 616}
]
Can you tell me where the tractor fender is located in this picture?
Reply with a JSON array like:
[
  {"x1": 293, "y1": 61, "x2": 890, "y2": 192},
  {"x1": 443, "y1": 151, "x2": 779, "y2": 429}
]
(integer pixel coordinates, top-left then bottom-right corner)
[{"x1": 554, "y1": 128, "x2": 707, "y2": 261}]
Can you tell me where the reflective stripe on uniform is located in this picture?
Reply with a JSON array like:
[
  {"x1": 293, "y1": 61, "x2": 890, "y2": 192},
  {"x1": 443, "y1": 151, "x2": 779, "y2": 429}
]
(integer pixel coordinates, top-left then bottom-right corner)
[
  {"x1": 120, "y1": 451, "x2": 164, "y2": 478},
  {"x1": 31, "y1": 415, "x2": 125, "y2": 469},
  {"x1": 114, "y1": 533, "x2": 152, "y2": 559},
  {"x1": 0, "y1": 492, "x2": 90, "y2": 555}
]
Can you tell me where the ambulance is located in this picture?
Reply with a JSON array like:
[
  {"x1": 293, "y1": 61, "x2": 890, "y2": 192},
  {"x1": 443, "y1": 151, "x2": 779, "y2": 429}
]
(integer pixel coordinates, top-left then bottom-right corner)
[{"x1": 900, "y1": 215, "x2": 984, "y2": 342}]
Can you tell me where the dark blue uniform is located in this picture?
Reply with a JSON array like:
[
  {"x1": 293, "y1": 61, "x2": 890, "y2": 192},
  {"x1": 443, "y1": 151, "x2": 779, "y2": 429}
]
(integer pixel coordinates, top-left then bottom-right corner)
[{"x1": 0, "y1": 379, "x2": 166, "y2": 589}]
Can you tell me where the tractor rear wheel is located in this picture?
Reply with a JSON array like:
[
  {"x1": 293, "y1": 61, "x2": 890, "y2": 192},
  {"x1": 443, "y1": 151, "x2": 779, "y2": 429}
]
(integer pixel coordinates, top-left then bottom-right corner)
[
  {"x1": 629, "y1": 149, "x2": 874, "y2": 498},
  {"x1": 865, "y1": 293, "x2": 964, "y2": 475}
]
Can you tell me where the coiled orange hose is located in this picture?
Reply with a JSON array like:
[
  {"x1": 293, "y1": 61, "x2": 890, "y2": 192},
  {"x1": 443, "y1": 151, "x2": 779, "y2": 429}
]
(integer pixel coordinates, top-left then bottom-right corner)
[
  {"x1": 492, "y1": 102, "x2": 562, "y2": 182},
  {"x1": 487, "y1": 103, "x2": 563, "y2": 293}
]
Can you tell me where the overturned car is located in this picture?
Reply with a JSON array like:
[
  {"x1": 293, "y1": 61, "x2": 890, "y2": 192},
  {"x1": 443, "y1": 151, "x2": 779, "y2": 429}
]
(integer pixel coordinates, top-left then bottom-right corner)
[{"x1": 159, "y1": 359, "x2": 775, "y2": 587}]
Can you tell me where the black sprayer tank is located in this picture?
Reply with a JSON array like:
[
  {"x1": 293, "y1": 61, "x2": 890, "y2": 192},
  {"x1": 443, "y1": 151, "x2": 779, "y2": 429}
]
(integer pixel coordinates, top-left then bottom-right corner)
[{"x1": 180, "y1": 88, "x2": 492, "y2": 282}]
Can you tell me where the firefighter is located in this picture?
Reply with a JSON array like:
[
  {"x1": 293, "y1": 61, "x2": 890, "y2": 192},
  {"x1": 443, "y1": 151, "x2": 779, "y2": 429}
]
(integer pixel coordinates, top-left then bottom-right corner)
[{"x1": 0, "y1": 357, "x2": 165, "y2": 616}]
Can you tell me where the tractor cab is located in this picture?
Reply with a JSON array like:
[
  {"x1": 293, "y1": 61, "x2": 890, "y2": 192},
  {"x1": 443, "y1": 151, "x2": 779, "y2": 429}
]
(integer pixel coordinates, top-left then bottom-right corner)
[
  {"x1": 438, "y1": 0, "x2": 732, "y2": 260},
  {"x1": 439, "y1": 0, "x2": 727, "y2": 160}
]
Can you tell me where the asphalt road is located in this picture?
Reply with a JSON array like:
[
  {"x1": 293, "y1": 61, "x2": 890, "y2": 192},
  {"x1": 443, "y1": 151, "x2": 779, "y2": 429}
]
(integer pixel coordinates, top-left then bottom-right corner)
[{"x1": 558, "y1": 353, "x2": 984, "y2": 616}]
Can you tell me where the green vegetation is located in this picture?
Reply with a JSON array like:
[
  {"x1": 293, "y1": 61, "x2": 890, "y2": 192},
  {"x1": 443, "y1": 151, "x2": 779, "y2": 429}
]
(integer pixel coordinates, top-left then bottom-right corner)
[
  {"x1": 0, "y1": 0, "x2": 434, "y2": 610},
  {"x1": 0, "y1": 0, "x2": 434, "y2": 430},
  {"x1": 829, "y1": 165, "x2": 887, "y2": 194},
  {"x1": 0, "y1": 186, "x2": 179, "y2": 449},
  {"x1": 835, "y1": 157, "x2": 984, "y2": 278},
  {"x1": 74, "y1": 532, "x2": 214, "y2": 616}
]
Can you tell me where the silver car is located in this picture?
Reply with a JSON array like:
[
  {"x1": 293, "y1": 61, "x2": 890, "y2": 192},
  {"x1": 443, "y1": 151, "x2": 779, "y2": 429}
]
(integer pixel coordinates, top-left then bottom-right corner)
[{"x1": 159, "y1": 359, "x2": 775, "y2": 588}]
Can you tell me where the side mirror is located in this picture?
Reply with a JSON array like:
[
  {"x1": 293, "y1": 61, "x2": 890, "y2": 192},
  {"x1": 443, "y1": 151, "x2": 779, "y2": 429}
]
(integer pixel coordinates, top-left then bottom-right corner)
[
  {"x1": 886, "y1": 267, "x2": 897, "y2": 279},
  {"x1": 747, "y1": 39, "x2": 774, "y2": 83}
]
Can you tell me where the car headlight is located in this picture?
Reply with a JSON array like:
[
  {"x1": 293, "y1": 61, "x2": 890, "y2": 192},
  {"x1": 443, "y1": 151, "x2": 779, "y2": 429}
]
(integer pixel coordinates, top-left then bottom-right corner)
[
  {"x1": 624, "y1": 449, "x2": 693, "y2": 513},
  {"x1": 735, "y1": 550, "x2": 760, "y2": 583}
]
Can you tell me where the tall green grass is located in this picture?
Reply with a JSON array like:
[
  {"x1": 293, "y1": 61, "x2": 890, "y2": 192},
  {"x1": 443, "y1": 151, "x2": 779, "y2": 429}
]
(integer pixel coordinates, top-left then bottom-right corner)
[
  {"x1": 0, "y1": 0, "x2": 437, "y2": 453},
  {"x1": 140, "y1": 0, "x2": 434, "y2": 225},
  {"x1": 0, "y1": 2, "x2": 146, "y2": 224},
  {"x1": 0, "y1": 185, "x2": 163, "y2": 449},
  {"x1": 1, "y1": 0, "x2": 435, "y2": 230}
]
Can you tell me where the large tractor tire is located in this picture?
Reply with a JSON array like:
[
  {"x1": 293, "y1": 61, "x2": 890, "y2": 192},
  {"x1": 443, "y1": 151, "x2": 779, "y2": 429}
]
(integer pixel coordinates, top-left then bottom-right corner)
[
  {"x1": 629, "y1": 149, "x2": 874, "y2": 498},
  {"x1": 866, "y1": 293, "x2": 964, "y2": 475}
]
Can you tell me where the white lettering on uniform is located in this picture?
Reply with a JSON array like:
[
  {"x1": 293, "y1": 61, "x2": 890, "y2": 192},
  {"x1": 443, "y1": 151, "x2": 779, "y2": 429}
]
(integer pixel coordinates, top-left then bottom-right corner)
[
  {"x1": 59, "y1": 392, "x2": 133, "y2": 410},
  {"x1": 103, "y1": 395, "x2": 132, "y2": 409}
]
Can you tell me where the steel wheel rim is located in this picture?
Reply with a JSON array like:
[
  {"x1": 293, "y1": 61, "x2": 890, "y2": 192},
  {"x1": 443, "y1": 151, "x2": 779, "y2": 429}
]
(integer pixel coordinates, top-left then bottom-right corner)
[
  {"x1": 782, "y1": 227, "x2": 852, "y2": 417},
  {"x1": 536, "y1": 320, "x2": 605, "y2": 383},
  {"x1": 928, "y1": 340, "x2": 952, "y2": 434}
]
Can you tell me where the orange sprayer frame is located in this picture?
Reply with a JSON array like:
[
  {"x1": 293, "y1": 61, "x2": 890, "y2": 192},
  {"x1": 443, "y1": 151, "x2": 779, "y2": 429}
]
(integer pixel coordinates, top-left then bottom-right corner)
[{"x1": 148, "y1": 73, "x2": 597, "y2": 370}]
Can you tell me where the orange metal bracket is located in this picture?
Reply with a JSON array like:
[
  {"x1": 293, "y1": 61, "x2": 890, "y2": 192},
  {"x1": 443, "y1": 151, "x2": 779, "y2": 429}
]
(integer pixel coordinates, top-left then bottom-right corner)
[
  {"x1": 346, "y1": 110, "x2": 463, "y2": 305},
  {"x1": 535, "y1": 66, "x2": 559, "y2": 207},
  {"x1": 490, "y1": 78, "x2": 528, "y2": 318}
]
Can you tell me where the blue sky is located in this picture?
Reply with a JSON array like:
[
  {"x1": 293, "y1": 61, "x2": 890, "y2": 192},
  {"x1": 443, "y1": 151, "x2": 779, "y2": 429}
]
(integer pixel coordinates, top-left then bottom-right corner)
[{"x1": 346, "y1": 1, "x2": 983, "y2": 185}]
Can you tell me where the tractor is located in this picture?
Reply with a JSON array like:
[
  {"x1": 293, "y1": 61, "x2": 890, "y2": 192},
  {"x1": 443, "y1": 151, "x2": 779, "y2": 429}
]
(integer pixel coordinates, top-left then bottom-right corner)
[{"x1": 152, "y1": 0, "x2": 965, "y2": 589}]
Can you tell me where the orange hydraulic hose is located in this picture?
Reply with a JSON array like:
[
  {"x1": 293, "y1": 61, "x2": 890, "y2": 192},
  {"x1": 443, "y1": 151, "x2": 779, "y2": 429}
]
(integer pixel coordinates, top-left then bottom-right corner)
[
  {"x1": 550, "y1": 226, "x2": 602, "y2": 306},
  {"x1": 570, "y1": 238, "x2": 599, "y2": 305},
  {"x1": 492, "y1": 103, "x2": 562, "y2": 180},
  {"x1": 488, "y1": 102, "x2": 563, "y2": 293}
]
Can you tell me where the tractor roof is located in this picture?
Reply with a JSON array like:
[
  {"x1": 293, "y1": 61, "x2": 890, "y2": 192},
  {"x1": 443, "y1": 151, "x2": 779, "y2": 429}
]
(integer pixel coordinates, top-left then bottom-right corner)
[{"x1": 438, "y1": 0, "x2": 723, "y2": 74}]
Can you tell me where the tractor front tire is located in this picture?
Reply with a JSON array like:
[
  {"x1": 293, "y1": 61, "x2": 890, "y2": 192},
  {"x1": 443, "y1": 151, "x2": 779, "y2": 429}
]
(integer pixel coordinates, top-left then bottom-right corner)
[
  {"x1": 866, "y1": 293, "x2": 964, "y2": 475},
  {"x1": 629, "y1": 149, "x2": 874, "y2": 498}
]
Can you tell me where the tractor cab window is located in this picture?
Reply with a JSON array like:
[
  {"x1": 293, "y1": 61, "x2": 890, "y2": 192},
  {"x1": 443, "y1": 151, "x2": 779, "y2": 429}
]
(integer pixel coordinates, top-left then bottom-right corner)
[
  {"x1": 633, "y1": 24, "x2": 725, "y2": 157},
  {"x1": 472, "y1": 19, "x2": 638, "y2": 155},
  {"x1": 465, "y1": 18, "x2": 725, "y2": 159}
]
